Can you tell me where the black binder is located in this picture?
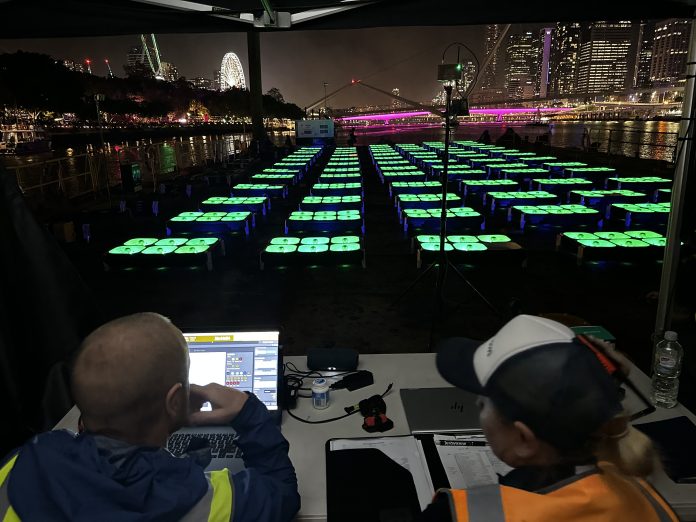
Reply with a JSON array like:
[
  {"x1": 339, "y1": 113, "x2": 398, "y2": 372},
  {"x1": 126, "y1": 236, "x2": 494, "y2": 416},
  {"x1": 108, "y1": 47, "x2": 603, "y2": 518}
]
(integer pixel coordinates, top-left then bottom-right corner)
[
  {"x1": 325, "y1": 435, "x2": 451, "y2": 522},
  {"x1": 635, "y1": 416, "x2": 696, "y2": 483}
]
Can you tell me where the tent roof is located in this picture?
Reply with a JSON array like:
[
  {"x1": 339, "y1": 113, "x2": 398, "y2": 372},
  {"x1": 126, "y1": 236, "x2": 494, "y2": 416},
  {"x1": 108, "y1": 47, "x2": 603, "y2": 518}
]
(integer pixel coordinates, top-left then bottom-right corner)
[{"x1": 0, "y1": 0, "x2": 694, "y2": 38}]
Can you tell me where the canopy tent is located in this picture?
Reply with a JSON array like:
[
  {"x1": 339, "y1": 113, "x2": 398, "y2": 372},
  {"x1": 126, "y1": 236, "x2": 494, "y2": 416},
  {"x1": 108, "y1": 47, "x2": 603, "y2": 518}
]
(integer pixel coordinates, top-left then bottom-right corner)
[{"x1": 0, "y1": 0, "x2": 694, "y2": 36}]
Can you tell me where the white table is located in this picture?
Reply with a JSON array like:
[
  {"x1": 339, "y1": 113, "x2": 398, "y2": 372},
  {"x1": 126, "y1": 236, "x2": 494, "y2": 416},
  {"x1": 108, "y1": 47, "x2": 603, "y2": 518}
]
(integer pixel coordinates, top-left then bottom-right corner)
[{"x1": 55, "y1": 353, "x2": 696, "y2": 521}]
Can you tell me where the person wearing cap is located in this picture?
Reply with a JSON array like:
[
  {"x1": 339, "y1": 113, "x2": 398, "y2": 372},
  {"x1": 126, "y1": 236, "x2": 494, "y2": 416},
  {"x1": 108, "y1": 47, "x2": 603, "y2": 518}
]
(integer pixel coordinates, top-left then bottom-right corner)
[{"x1": 422, "y1": 314, "x2": 677, "y2": 522}]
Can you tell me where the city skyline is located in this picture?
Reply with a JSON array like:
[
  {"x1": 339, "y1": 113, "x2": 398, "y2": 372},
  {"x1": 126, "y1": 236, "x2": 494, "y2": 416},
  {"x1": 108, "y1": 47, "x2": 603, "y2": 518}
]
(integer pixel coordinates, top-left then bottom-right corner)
[{"x1": 0, "y1": 19, "x2": 689, "y2": 112}]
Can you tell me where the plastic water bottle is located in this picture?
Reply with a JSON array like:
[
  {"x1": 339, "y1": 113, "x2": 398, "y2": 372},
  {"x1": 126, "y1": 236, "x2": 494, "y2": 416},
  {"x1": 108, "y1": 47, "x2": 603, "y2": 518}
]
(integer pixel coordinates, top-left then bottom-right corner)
[{"x1": 651, "y1": 331, "x2": 683, "y2": 408}]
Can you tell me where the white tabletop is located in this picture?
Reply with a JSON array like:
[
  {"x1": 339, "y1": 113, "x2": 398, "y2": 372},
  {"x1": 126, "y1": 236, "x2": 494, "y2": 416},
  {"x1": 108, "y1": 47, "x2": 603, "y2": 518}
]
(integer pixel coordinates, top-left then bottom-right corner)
[{"x1": 54, "y1": 353, "x2": 696, "y2": 521}]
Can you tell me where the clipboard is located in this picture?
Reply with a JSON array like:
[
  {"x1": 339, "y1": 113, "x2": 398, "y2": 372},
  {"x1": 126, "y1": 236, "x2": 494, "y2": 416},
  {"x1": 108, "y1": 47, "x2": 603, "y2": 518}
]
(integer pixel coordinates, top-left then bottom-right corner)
[{"x1": 325, "y1": 434, "x2": 458, "y2": 522}]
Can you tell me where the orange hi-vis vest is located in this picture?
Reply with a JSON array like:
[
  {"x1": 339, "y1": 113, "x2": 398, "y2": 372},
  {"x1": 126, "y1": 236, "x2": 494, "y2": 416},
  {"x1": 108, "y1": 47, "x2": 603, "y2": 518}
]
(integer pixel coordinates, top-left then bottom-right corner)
[{"x1": 439, "y1": 463, "x2": 678, "y2": 522}]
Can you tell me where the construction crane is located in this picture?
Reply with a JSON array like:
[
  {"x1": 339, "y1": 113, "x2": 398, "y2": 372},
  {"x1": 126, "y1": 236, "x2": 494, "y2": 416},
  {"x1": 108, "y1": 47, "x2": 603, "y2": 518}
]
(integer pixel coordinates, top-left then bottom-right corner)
[
  {"x1": 84, "y1": 58, "x2": 92, "y2": 75},
  {"x1": 104, "y1": 59, "x2": 114, "y2": 78}
]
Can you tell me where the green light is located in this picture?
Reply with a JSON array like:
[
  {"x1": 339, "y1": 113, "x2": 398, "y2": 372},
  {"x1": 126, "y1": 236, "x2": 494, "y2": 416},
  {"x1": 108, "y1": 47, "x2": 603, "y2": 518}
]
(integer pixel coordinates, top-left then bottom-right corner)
[
  {"x1": 142, "y1": 245, "x2": 177, "y2": 254},
  {"x1": 421, "y1": 243, "x2": 454, "y2": 251},
  {"x1": 109, "y1": 246, "x2": 144, "y2": 255},
  {"x1": 447, "y1": 235, "x2": 478, "y2": 243},
  {"x1": 171, "y1": 216, "x2": 196, "y2": 222},
  {"x1": 202, "y1": 212, "x2": 227, "y2": 217},
  {"x1": 197, "y1": 216, "x2": 221, "y2": 222},
  {"x1": 564, "y1": 232, "x2": 597, "y2": 240},
  {"x1": 625, "y1": 230, "x2": 662, "y2": 239},
  {"x1": 175, "y1": 245, "x2": 208, "y2": 254},
  {"x1": 331, "y1": 236, "x2": 360, "y2": 244},
  {"x1": 124, "y1": 238, "x2": 157, "y2": 246},
  {"x1": 643, "y1": 238, "x2": 667, "y2": 247},
  {"x1": 454, "y1": 242, "x2": 487, "y2": 252},
  {"x1": 301, "y1": 237, "x2": 330, "y2": 245},
  {"x1": 298, "y1": 244, "x2": 329, "y2": 253},
  {"x1": 330, "y1": 243, "x2": 360, "y2": 252},
  {"x1": 611, "y1": 239, "x2": 649, "y2": 248},
  {"x1": 180, "y1": 212, "x2": 204, "y2": 217},
  {"x1": 479, "y1": 235, "x2": 511, "y2": 243},
  {"x1": 577, "y1": 240, "x2": 616, "y2": 248},
  {"x1": 155, "y1": 238, "x2": 187, "y2": 246},
  {"x1": 270, "y1": 237, "x2": 300, "y2": 245},
  {"x1": 595, "y1": 232, "x2": 629, "y2": 240},
  {"x1": 266, "y1": 245, "x2": 296, "y2": 253},
  {"x1": 417, "y1": 235, "x2": 440, "y2": 243},
  {"x1": 187, "y1": 238, "x2": 218, "y2": 246},
  {"x1": 222, "y1": 215, "x2": 247, "y2": 222}
]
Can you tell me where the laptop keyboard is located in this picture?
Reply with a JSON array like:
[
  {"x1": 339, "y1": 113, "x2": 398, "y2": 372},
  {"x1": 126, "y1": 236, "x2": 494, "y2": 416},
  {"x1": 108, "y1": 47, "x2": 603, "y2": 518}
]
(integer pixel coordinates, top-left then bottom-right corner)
[{"x1": 167, "y1": 433, "x2": 243, "y2": 459}]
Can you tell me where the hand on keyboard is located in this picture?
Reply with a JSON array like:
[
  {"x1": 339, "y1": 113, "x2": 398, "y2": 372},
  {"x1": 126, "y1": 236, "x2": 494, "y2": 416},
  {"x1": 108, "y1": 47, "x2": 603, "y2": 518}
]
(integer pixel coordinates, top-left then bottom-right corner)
[{"x1": 188, "y1": 383, "x2": 249, "y2": 426}]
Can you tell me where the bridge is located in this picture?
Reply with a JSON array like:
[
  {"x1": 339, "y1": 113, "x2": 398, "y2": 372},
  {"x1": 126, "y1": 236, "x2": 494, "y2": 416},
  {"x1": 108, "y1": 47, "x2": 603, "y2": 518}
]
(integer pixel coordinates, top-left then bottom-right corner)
[{"x1": 306, "y1": 78, "x2": 684, "y2": 123}]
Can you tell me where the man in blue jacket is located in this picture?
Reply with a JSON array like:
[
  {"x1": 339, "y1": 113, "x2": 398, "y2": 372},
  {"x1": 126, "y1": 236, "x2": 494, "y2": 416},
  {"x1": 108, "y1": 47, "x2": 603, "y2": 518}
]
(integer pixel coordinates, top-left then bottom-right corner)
[{"x1": 0, "y1": 312, "x2": 300, "y2": 521}]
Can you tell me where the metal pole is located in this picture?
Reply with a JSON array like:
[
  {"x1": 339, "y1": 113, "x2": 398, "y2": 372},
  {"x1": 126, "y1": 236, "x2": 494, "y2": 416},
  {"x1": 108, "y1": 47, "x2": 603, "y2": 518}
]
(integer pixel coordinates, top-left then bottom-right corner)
[
  {"x1": 654, "y1": 19, "x2": 696, "y2": 336},
  {"x1": 247, "y1": 31, "x2": 265, "y2": 141},
  {"x1": 436, "y1": 84, "x2": 453, "y2": 306},
  {"x1": 323, "y1": 82, "x2": 328, "y2": 116}
]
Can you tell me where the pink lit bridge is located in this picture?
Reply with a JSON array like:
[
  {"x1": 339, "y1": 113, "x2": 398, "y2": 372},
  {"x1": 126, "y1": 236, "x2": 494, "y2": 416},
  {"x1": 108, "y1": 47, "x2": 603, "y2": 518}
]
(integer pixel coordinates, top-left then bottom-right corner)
[{"x1": 335, "y1": 107, "x2": 575, "y2": 123}]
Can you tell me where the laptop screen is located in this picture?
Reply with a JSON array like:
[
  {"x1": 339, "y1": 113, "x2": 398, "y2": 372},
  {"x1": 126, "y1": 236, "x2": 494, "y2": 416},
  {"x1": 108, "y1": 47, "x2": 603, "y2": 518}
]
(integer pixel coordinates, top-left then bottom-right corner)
[{"x1": 183, "y1": 331, "x2": 280, "y2": 410}]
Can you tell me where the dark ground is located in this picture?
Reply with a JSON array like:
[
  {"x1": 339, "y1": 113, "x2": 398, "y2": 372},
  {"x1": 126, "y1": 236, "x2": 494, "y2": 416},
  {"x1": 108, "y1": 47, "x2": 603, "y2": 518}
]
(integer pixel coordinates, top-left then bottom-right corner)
[{"x1": 32, "y1": 138, "x2": 696, "y2": 413}]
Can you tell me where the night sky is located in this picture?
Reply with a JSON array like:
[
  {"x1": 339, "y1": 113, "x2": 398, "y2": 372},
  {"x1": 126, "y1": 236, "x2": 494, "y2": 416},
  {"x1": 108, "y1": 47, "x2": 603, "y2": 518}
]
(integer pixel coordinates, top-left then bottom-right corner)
[{"x1": 0, "y1": 24, "x2": 551, "y2": 108}]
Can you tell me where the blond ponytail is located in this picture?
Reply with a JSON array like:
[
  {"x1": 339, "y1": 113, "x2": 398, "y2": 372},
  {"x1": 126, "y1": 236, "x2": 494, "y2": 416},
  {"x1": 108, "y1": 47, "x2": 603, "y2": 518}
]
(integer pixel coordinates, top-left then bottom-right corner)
[{"x1": 593, "y1": 418, "x2": 660, "y2": 477}]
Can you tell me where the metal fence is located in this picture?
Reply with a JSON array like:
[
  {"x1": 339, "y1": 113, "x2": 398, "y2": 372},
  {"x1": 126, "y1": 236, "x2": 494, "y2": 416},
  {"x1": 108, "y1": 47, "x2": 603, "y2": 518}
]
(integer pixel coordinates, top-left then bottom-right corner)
[{"x1": 5, "y1": 135, "x2": 250, "y2": 200}]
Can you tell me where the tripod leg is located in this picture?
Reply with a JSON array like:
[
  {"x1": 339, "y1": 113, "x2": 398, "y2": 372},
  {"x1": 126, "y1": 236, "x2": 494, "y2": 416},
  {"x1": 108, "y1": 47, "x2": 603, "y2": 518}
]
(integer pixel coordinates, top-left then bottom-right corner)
[
  {"x1": 390, "y1": 261, "x2": 438, "y2": 308},
  {"x1": 447, "y1": 260, "x2": 502, "y2": 317}
]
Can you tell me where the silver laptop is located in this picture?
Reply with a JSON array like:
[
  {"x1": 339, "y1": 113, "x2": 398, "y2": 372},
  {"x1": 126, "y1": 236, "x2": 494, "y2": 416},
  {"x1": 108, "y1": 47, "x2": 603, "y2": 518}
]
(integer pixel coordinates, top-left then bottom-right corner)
[
  {"x1": 400, "y1": 387, "x2": 481, "y2": 434},
  {"x1": 167, "y1": 330, "x2": 281, "y2": 472}
]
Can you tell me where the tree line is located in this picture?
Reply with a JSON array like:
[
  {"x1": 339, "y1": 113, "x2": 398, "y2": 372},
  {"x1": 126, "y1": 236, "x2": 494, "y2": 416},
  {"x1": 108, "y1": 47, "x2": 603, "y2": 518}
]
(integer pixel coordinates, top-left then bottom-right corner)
[{"x1": 0, "y1": 51, "x2": 304, "y2": 122}]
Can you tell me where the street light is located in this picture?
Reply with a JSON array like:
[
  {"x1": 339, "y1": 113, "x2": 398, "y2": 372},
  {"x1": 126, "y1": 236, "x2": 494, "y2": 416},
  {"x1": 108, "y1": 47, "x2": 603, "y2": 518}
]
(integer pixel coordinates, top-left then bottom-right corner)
[{"x1": 323, "y1": 81, "x2": 328, "y2": 117}]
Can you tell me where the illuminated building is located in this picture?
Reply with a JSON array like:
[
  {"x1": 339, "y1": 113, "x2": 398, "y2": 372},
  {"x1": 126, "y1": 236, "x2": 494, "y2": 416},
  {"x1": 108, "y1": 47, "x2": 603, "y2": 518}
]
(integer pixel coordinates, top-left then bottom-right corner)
[
  {"x1": 505, "y1": 31, "x2": 536, "y2": 100},
  {"x1": 127, "y1": 45, "x2": 144, "y2": 67},
  {"x1": 576, "y1": 21, "x2": 638, "y2": 94},
  {"x1": 550, "y1": 22, "x2": 581, "y2": 96},
  {"x1": 634, "y1": 21, "x2": 656, "y2": 88},
  {"x1": 159, "y1": 62, "x2": 178, "y2": 82},
  {"x1": 220, "y1": 53, "x2": 246, "y2": 90},
  {"x1": 62, "y1": 59, "x2": 85, "y2": 73},
  {"x1": 190, "y1": 77, "x2": 214, "y2": 90},
  {"x1": 650, "y1": 18, "x2": 691, "y2": 87},
  {"x1": 482, "y1": 24, "x2": 502, "y2": 89},
  {"x1": 213, "y1": 70, "x2": 221, "y2": 91},
  {"x1": 536, "y1": 28, "x2": 553, "y2": 98}
]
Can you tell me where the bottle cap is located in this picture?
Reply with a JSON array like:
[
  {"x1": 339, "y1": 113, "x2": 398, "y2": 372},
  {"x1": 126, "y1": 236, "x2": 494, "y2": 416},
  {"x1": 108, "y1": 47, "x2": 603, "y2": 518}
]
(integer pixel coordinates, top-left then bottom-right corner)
[{"x1": 664, "y1": 331, "x2": 678, "y2": 341}]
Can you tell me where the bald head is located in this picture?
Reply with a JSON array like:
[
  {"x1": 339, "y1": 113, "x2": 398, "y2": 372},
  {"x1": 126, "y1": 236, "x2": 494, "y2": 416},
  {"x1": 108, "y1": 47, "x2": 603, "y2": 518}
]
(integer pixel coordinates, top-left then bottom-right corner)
[{"x1": 72, "y1": 313, "x2": 189, "y2": 442}]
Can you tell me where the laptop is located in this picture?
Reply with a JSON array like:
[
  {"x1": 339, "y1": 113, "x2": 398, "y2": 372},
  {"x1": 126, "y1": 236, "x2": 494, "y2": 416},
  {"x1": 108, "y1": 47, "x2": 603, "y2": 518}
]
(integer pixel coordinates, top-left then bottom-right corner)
[
  {"x1": 400, "y1": 387, "x2": 481, "y2": 434},
  {"x1": 166, "y1": 329, "x2": 282, "y2": 472}
]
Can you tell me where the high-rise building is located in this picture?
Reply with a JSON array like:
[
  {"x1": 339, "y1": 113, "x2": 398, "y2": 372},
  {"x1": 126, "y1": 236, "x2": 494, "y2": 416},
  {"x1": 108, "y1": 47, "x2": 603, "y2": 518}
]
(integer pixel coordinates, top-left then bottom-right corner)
[
  {"x1": 482, "y1": 24, "x2": 502, "y2": 89},
  {"x1": 650, "y1": 19, "x2": 691, "y2": 87},
  {"x1": 213, "y1": 70, "x2": 221, "y2": 91},
  {"x1": 634, "y1": 21, "x2": 656, "y2": 88},
  {"x1": 536, "y1": 28, "x2": 554, "y2": 98},
  {"x1": 550, "y1": 22, "x2": 582, "y2": 96},
  {"x1": 190, "y1": 77, "x2": 214, "y2": 90},
  {"x1": 127, "y1": 45, "x2": 144, "y2": 67},
  {"x1": 505, "y1": 31, "x2": 536, "y2": 100},
  {"x1": 159, "y1": 62, "x2": 178, "y2": 82},
  {"x1": 576, "y1": 21, "x2": 639, "y2": 95}
]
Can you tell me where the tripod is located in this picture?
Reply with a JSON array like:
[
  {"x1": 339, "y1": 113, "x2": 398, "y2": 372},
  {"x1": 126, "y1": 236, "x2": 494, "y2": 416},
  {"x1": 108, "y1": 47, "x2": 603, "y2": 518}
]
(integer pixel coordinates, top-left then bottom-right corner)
[{"x1": 392, "y1": 84, "x2": 501, "y2": 346}]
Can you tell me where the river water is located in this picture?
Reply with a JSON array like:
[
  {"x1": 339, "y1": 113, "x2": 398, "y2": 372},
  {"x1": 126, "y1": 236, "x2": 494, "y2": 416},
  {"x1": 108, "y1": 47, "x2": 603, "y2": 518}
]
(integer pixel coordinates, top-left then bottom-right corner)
[{"x1": 0, "y1": 121, "x2": 681, "y2": 173}]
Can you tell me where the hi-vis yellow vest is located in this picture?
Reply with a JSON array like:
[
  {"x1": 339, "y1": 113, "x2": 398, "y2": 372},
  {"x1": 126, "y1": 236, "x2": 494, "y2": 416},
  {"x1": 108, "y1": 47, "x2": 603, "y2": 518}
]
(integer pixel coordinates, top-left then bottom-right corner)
[
  {"x1": 0, "y1": 453, "x2": 235, "y2": 522},
  {"x1": 440, "y1": 463, "x2": 678, "y2": 522}
]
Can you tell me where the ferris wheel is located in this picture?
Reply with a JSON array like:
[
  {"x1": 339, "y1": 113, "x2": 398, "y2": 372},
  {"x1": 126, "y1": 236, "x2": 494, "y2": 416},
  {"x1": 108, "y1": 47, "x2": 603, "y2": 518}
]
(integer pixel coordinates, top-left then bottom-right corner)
[
  {"x1": 140, "y1": 34, "x2": 164, "y2": 79},
  {"x1": 220, "y1": 53, "x2": 246, "y2": 90}
]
